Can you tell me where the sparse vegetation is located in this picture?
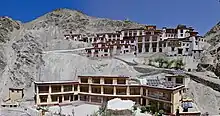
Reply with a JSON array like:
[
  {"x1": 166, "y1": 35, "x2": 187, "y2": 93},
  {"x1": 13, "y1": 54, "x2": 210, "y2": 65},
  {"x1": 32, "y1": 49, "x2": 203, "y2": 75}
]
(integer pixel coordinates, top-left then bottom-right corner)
[{"x1": 148, "y1": 57, "x2": 185, "y2": 70}]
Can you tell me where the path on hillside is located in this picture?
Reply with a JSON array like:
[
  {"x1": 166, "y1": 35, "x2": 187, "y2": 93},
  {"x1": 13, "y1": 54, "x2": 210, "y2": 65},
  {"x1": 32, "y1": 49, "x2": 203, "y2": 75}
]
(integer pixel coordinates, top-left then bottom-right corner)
[{"x1": 42, "y1": 47, "x2": 93, "y2": 54}]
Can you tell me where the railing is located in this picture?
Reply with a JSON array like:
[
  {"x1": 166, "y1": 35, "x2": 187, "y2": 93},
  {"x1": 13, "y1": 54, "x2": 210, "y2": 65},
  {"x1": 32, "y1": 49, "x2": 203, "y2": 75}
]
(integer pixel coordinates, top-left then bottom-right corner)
[{"x1": 148, "y1": 94, "x2": 171, "y2": 101}]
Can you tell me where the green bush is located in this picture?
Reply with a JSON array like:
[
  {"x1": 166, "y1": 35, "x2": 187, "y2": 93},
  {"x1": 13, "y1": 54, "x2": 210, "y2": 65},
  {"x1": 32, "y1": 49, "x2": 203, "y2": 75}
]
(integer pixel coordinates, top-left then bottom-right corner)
[{"x1": 140, "y1": 106, "x2": 147, "y2": 113}]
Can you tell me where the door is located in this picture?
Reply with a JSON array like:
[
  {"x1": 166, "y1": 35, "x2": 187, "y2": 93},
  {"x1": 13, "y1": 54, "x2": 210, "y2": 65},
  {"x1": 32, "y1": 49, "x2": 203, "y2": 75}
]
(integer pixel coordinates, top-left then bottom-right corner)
[
  {"x1": 59, "y1": 96, "x2": 62, "y2": 103},
  {"x1": 70, "y1": 95, "x2": 74, "y2": 101}
]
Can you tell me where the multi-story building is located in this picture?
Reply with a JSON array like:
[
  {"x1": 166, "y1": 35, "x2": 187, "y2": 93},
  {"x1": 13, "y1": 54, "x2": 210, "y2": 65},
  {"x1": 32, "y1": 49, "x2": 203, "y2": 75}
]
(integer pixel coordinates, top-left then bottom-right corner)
[
  {"x1": 64, "y1": 25, "x2": 205, "y2": 59},
  {"x1": 34, "y1": 75, "x2": 186, "y2": 114}
]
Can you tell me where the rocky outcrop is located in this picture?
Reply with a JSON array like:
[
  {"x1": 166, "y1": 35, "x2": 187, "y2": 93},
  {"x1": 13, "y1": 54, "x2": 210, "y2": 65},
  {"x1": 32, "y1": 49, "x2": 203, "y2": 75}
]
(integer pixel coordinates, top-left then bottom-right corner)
[{"x1": 199, "y1": 21, "x2": 220, "y2": 76}]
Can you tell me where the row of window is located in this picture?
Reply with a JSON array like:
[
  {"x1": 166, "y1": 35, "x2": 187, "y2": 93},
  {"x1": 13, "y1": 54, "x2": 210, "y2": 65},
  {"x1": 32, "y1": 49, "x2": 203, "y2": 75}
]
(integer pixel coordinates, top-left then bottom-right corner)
[{"x1": 81, "y1": 78, "x2": 126, "y2": 84}]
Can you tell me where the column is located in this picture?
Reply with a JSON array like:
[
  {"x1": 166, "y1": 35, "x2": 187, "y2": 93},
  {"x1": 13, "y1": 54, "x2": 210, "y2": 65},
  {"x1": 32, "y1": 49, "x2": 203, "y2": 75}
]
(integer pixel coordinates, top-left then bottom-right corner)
[
  {"x1": 77, "y1": 85, "x2": 80, "y2": 92},
  {"x1": 113, "y1": 86, "x2": 116, "y2": 95},
  {"x1": 157, "y1": 41, "x2": 159, "y2": 52},
  {"x1": 142, "y1": 37, "x2": 145, "y2": 53},
  {"x1": 113, "y1": 78, "x2": 117, "y2": 85},
  {"x1": 47, "y1": 95, "x2": 52, "y2": 104},
  {"x1": 49, "y1": 85, "x2": 51, "y2": 94},
  {"x1": 37, "y1": 95, "x2": 40, "y2": 104},
  {"x1": 61, "y1": 85, "x2": 64, "y2": 92},
  {"x1": 89, "y1": 85, "x2": 91, "y2": 93},
  {"x1": 126, "y1": 86, "x2": 130, "y2": 95},
  {"x1": 101, "y1": 86, "x2": 104, "y2": 94},
  {"x1": 140, "y1": 87, "x2": 143, "y2": 95},
  {"x1": 140, "y1": 98, "x2": 143, "y2": 105},
  {"x1": 72, "y1": 85, "x2": 74, "y2": 92},
  {"x1": 149, "y1": 36, "x2": 152, "y2": 53},
  {"x1": 62, "y1": 95, "x2": 64, "y2": 102},
  {"x1": 100, "y1": 78, "x2": 104, "y2": 84}
]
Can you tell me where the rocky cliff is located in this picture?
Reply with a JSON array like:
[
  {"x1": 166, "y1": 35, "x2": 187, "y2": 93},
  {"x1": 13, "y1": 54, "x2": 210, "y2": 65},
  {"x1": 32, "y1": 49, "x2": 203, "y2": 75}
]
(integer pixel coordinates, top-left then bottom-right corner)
[
  {"x1": 198, "y1": 22, "x2": 220, "y2": 76},
  {"x1": 0, "y1": 8, "x2": 143, "y2": 100}
]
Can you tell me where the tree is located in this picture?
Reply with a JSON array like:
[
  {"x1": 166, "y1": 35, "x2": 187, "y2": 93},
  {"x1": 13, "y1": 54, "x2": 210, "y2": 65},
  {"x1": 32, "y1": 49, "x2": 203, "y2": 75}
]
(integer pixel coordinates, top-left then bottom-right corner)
[
  {"x1": 154, "y1": 58, "x2": 166, "y2": 68},
  {"x1": 174, "y1": 59, "x2": 185, "y2": 69},
  {"x1": 166, "y1": 60, "x2": 175, "y2": 69},
  {"x1": 158, "y1": 109, "x2": 164, "y2": 116}
]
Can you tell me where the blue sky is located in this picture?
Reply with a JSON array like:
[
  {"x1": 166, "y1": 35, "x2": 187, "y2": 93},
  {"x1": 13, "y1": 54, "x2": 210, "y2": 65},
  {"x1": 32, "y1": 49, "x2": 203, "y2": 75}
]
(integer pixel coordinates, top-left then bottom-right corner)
[{"x1": 0, "y1": 0, "x2": 220, "y2": 35}]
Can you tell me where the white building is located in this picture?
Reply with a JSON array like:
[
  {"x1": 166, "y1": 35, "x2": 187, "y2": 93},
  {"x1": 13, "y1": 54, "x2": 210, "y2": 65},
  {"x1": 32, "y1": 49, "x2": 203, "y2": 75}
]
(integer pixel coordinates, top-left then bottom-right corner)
[{"x1": 64, "y1": 25, "x2": 206, "y2": 59}]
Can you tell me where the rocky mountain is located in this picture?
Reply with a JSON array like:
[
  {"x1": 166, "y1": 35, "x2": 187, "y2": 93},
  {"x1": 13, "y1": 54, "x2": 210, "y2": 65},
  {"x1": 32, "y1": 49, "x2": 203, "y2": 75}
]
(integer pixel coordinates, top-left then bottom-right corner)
[
  {"x1": 0, "y1": 8, "x2": 144, "y2": 100},
  {"x1": 198, "y1": 22, "x2": 220, "y2": 76}
]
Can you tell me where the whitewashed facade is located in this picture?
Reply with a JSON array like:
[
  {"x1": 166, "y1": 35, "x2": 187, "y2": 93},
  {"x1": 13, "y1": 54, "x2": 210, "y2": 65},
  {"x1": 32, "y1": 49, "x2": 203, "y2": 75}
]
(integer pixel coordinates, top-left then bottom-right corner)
[{"x1": 64, "y1": 25, "x2": 206, "y2": 59}]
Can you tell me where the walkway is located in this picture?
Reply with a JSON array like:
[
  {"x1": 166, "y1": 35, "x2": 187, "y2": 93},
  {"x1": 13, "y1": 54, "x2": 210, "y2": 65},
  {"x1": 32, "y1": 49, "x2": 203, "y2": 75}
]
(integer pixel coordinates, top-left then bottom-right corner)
[{"x1": 42, "y1": 47, "x2": 93, "y2": 54}]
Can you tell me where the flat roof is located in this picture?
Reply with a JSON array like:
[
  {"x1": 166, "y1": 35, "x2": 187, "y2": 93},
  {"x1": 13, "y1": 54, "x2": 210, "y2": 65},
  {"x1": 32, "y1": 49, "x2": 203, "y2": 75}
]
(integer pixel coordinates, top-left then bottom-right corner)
[
  {"x1": 34, "y1": 80, "x2": 78, "y2": 85},
  {"x1": 78, "y1": 75, "x2": 129, "y2": 78}
]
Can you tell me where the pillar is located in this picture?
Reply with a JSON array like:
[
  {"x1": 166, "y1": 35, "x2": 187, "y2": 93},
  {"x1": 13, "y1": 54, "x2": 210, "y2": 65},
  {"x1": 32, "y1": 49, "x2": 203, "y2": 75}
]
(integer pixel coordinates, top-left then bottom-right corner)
[
  {"x1": 142, "y1": 37, "x2": 145, "y2": 53},
  {"x1": 149, "y1": 36, "x2": 152, "y2": 53},
  {"x1": 49, "y1": 85, "x2": 51, "y2": 94},
  {"x1": 61, "y1": 85, "x2": 64, "y2": 92},
  {"x1": 101, "y1": 86, "x2": 104, "y2": 94},
  {"x1": 126, "y1": 86, "x2": 130, "y2": 95},
  {"x1": 62, "y1": 95, "x2": 64, "y2": 102},
  {"x1": 113, "y1": 78, "x2": 117, "y2": 85},
  {"x1": 89, "y1": 85, "x2": 91, "y2": 93},
  {"x1": 77, "y1": 85, "x2": 80, "y2": 92},
  {"x1": 140, "y1": 87, "x2": 143, "y2": 95},
  {"x1": 113, "y1": 86, "x2": 116, "y2": 95}
]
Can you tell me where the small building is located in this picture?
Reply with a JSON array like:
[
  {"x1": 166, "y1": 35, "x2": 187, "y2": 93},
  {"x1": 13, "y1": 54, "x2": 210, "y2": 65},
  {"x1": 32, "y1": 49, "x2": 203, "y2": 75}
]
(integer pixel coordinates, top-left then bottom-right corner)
[
  {"x1": 1, "y1": 88, "x2": 24, "y2": 108},
  {"x1": 9, "y1": 88, "x2": 24, "y2": 102}
]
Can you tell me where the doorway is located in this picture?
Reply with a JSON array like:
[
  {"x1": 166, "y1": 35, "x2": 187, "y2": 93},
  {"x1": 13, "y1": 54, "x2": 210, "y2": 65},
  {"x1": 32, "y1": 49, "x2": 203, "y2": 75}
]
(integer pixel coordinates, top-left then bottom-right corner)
[{"x1": 59, "y1": 96, "x2": 62, "y2": 103}]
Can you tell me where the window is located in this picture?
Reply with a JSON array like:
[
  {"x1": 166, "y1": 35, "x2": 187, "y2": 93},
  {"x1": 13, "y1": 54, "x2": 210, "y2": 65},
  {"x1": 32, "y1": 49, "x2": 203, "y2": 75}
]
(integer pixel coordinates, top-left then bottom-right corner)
[
  {"x1": 196, "y1": 42, "x2": 198, "y2": 45},
  {"x1": 180, "y1": 34, "x2": 183, "y2": 37},
  {"x1": 125, "y1": 45, "x2": 128, "y2": 48},
  {"x1": 183, "y1": 43, "x2": 185, "y2": 46},
  {"x1": 172, "y1": 47, "x2": 175, "y2": 51},
  {"x1": 51, "y1": 95, "x2": 58, "y2": 102},
  {"x1": 187, "y1": 44, "x2": 189, "y2": 46},
  {"x1": 176, "y1": 78, "x2": 183, "y2": 84},
  {"x1": 81, "y1": 78, "x2": 88, "y2": 83},
  {"x1": 131, "y1": 40, "x2": 134, "y2": 43},
  {"x1": 40, "y1": 95, "x2": 48, "y2": 103},
  {"x1": 63, "y1": 85, "x2": 72, "y2": 92},
  {"x1": 104, "y1": 49, "x2": 108, "y2": 52},
  {"x1": 124, "y1": 32, "x2": 128, "y2": 36},
  {"x1": 117, "y1": 34, "x2": 120, "y2": 37},
  {"x1": 180, "y1": 29, "x2": 183, "y2": 33},
  {"x1": 159, "y1": 48, "x2": 162, "y2": 52},
  {"x1": 51, "y1": 86, "x2": 61, "y2": 93},
  {"x1": 74, "y1": 85, "x2": 78, "y2": 91},
  {"x1": 140, "y1": 31, "x2": 142, "y2": 35},
  {"x1": 168, "y1": 77, "x2": 172, "y2": 81},
  {"x1": 153, "y1": 48, "x2": 157, "y2": 52},
  {"x1": 186, "y1": 48, "x2": 189, "y2": 52},
  {"x1": 64, "y1": 95, "x2": 69, "y2": 101}
]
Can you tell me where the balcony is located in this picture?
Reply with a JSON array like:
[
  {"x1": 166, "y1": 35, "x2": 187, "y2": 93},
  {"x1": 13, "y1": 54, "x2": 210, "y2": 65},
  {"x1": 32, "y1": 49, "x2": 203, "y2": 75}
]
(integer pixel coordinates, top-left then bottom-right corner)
[
  {"x1": 147, "y1": 92, "x2": 171, "y2": 102},
  {"x1": 91, "y1": 86, "x2": 101, "y2": 94},
  {"x1": 80, "y1": 85, "x2": 89, "y2": 93},
  {"x1": 81, "y1": 78, "x2": 88, "y2": 83},
  {"x1": 104, "y1": 87, "x2": 114, "y2": 95},
  {"x1": 63, "y1": 85, "x2": 72, "y2": 92},
  {"x1": 116, "y1": 87, "x2": 127, "y2": 95},
  {"x1": 117, "y1": 79, "x2": 126, "y2": 84},
  {"x1": 51, "y1": 86, "x2": 61, "y2": 93},
  {"x1": 104, "y1": 79, "x2": 113, "y2": 84},
  {"x1": 38, "y1": 86, "x2": 49, "y2": 93},
  {"x1": 130, "y1": 87, "x2": 140, "y2": 95},
  {"x1": 92, "y1": 78, "x2": 100, "y2": 84}
]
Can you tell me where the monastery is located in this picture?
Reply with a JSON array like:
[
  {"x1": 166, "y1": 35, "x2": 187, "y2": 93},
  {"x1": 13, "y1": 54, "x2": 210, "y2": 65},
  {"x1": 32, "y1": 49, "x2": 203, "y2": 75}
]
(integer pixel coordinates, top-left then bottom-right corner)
[{"x1": 64, "y1": 24, "x2": 206, "y2": 59}]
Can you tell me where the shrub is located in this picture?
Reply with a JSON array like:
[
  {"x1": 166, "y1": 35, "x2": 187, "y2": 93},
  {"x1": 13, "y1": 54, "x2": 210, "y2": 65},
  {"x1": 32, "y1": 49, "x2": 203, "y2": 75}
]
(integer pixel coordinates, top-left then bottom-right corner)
[{"x1": 140, "y1": 106, "x2": 147, "y2": 113}]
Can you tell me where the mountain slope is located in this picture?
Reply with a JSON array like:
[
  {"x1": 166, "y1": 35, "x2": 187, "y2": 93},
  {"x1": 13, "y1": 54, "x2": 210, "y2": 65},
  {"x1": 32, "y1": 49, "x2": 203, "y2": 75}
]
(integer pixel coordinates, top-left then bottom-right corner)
[{"x1": 0, "y1": 8, "x2": 144, "y2": 100}]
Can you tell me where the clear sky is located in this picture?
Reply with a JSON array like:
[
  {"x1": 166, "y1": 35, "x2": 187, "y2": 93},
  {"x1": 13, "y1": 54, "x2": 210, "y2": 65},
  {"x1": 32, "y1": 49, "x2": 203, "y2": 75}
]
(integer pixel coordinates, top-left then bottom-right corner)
[{"x1": 1, "y1": 0, "x2": 220, "y2": 35}]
